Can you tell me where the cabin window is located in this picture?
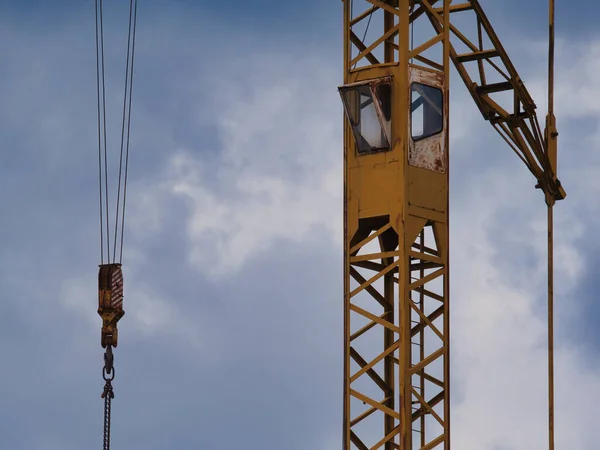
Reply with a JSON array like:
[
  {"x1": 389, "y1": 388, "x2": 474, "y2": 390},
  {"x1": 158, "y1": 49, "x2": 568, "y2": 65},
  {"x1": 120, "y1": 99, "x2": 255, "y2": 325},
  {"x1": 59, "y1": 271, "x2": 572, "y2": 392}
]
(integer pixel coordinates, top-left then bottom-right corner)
[
  {"x1": 411, "y1": 83, "x2": 443, "y2": 140},
  {"x1": 339, "y1": 80, "x2": 392, "y2": 154}
]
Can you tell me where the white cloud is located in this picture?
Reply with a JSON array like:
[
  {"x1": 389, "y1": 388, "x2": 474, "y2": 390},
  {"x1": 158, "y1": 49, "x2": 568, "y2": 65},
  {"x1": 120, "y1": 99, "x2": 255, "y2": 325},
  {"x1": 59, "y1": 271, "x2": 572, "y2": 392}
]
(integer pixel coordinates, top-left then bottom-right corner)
[
  {"x1": 555, "y1": 40, "x2": 600, "y2": 118},
  {"x1": 59, "y1": 269, "x2": 209, "y2": 355},
  {"x1": 449, "y1": 175, "x2": 592, "y2": 449},
  {"x1": 148, "y1": 38, "x2": 600, "y2": 449},
  {"x1": 49, "y1": 15, "x2": 600, "y2": 448},
  {"x1": 139, "y1": 54, "x2": 344, "y2": 276},
  {"x1": 446, "y1": 36, "x2": 600, "y2": 449}
]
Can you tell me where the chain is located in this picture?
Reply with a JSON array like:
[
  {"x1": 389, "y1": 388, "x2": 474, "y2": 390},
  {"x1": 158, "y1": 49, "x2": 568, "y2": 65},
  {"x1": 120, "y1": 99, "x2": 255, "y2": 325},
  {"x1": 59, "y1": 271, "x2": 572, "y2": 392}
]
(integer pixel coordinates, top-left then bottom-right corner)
[{"x1": 101, "y1": 346, "x2": 115, "y2": 450}]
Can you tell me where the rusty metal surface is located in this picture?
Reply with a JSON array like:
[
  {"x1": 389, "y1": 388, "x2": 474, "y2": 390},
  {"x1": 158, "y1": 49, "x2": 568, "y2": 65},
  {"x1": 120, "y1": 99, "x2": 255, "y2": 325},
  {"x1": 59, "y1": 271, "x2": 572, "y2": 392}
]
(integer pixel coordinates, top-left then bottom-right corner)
[
  {"x1": 110, "y1": 267, "x2": 123, "y2": 310},
  {"x1": 342, "y1": 2, "x2": 451, "y2": 449},
  {"x1": 98, "y1": 264, "x2": 125, "y2": 348},
  {"x1": 410, "y1": 138, "x2": 445, "y2": 172},
  {"x1": 342, "y1": 1, "x2": 563, "y2": 449},
  {"x1": 421, "y1": 0, "x2": 565, "y2": 202},
  {"x1": 98, "y1": 264, "x2": 124, "y2": 311},
  {"x1": 408, "y1": 68, "x2": 446, "y2": 174}
]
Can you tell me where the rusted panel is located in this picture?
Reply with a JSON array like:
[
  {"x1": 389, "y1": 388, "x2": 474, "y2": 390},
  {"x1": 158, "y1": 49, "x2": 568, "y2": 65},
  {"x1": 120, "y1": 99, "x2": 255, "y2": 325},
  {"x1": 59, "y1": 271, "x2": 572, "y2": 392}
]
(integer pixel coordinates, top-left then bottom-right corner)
[
  {"x1": 408, "y1": 67, "x2": 446, "y2": 174},
  {"x1": 411, "y1": 67, "x2": 444, "y2": 88},
  {"x1": 98, "y1": 263, "x2": 125, "y2": 347},
  {"x1": 410, "y1": 138, "x2": 445, "y2": 173},
  {"x1": 98, "y1": 264, "x2": 124, "y2": 311},
  {"x1": 111, "y1": 267, "x2": 124, "y2": 309}
]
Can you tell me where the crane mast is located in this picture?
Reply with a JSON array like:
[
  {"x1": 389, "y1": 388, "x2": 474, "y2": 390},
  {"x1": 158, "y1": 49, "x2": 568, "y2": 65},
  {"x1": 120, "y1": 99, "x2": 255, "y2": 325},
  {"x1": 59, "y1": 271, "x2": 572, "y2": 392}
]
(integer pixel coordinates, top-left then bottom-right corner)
[{"x1": 339, "y1": 1, "x2": 564, "y2": 449}]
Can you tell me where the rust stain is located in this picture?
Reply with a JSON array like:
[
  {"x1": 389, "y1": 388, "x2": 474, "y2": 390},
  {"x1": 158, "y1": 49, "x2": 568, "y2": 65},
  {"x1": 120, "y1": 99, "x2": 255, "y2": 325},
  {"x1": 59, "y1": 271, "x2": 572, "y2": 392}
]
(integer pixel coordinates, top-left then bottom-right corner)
[
  {"x1": 409, "y1": 139, "x2": 446, "y2": 173},
  {"x1": 408, "y1": 67, "x2": 446, "y2": 174},
  {"x1": 411, "y1": 68, "x2": 444, "y2": 87}
]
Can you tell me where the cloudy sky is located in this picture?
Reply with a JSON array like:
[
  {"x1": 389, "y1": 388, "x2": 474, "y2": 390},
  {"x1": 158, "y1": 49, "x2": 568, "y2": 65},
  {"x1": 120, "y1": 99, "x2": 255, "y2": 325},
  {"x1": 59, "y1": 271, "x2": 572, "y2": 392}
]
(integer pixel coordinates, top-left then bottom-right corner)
[{"x1": 0, "y1": 1, "x2": 599, "y2": 449}]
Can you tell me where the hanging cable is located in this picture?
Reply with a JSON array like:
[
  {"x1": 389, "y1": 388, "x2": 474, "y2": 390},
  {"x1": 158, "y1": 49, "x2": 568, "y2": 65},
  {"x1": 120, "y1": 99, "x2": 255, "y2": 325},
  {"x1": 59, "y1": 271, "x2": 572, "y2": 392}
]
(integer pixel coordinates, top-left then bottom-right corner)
[
  {"x1": 95, "y1": 0, "x2": 112, "y2": 264},
  {"x1": 548, "y1": 0, "x2": 555, "y2": 116},
  {"x1": 95, "y1": 0, "x2": 105, "y2": 264},
  {"x1": 410, "y1": 2, "x2": 415, "y2": 63},
  {"x1": 95, "y1": 0, "x2": 113, "y2": 265},
  {"x1": 101, "y1": 346, "x2": 115, "y2": 450},
  {"x1": 546, "y1": 3, "x2": 556, "y2": 450},
  {"x1": 547, "y1": 202, "x2": 555, "y2": 450},
  {"x1": 100, "y1": 0, "x2": 112, "y2": 264},
  {"x1": 119, "y1": 0, "x2": 138, "y2": 264},
  {"x1": 113, "y1": 0, "x2": 138, "y2": 264},
  {"x1": 94, "y1": 1, "x2": 138, "y2": 448},
  {"x1": 352, "y1": 11, "x2": 373, "y2": 70}
]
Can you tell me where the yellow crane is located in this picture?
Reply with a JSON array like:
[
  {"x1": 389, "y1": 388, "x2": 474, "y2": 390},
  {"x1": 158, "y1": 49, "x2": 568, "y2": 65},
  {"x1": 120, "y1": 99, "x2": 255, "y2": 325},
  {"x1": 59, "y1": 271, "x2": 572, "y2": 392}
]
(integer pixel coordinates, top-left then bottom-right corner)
[{"x1": 338, "y1": 1, "x2": 563, "y2": 448}]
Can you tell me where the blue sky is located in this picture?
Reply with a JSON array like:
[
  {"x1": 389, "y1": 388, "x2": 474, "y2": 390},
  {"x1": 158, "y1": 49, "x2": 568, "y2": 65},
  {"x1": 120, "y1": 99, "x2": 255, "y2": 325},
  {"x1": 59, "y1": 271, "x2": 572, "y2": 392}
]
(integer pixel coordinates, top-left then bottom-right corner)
[{"x1": 0, "y1": 1, "x2": 599, "y2": 449}]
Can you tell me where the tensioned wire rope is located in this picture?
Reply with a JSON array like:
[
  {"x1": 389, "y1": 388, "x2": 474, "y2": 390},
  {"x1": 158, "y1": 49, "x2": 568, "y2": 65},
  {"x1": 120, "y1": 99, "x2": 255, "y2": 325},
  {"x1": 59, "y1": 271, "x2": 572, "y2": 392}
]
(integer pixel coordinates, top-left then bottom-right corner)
[
  {"x1": 94, "y1": 1, "x2": 138, "y2": 449},
  {"x1": 95, "y1": 0, "x2": 138, "y2": 267}
]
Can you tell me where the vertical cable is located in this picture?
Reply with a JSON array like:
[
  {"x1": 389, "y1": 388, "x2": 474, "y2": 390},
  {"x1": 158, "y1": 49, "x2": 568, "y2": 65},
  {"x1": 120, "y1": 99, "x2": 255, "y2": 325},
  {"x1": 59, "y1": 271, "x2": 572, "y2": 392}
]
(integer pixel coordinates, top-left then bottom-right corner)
[
  {"x1": 410, "y1": 3, "x2": 414, "y2": 63},
  {"x1": 419, "y1": 230, "x2": 425, "y2": 448},
  {"x1": 548, "y1": 202, "x2": 555, "y2": 450},
  {"x1": 99, "y1": 0, "x2": 111, "y2": 263},
  {"x1": 120, "y1": 0, "x2": 138, "y2": 264},
  {"x1": 113, "y1": 0, "x2": 135, "y2": 262},
  {"x1": 352, "y1": 11, "x2": 373, "y2": 70},
  {"x1": 95, "y1": 0, "x2": 138, "y2": 265},
  {"x1": 95, "y1": 0, "x2": 104, "y2": 265},
  {"x1": 548, "y1": 0, "x2": 555, "y2": 116},
  {"x1": 547, "y1": 3, "x2": 556, "y2": 450}
]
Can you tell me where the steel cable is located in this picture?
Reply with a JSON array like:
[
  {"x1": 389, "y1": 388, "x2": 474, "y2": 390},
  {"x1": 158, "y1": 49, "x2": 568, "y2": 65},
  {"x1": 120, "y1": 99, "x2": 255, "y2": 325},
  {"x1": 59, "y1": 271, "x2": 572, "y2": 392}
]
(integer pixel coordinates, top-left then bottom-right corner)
[
  {"x1": 120, "y1": 0, "x2": 138, "y2": 264},
  {"x1": 95, "y1": 0, "x2": 104, "y2": 264},
  {"x1": 94, "y1": 3, "x2": 139, "y2": 448},
  {"x1": 102, "y1": 381, "x2": 114, "y2": 450},
  {"x1": 100, "y1": 0, "x2": 111, "y2": 264},
  {"x1": 113, "y1": 0, "x2": 138, "y2": 264},
  {"x1": 95, "y1": 0, "x2": 138, "y2": 266},
  {"x1": 547, "y1": 3, "x2": 556, "y2": 450}
]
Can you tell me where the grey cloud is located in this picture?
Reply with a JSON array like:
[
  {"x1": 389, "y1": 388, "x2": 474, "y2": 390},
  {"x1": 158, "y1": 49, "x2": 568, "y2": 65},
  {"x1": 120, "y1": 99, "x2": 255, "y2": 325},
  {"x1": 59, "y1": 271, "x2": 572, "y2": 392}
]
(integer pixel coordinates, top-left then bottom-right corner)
[{"x1": 1, "y1": 2, "x2": 600, "y2": 450}]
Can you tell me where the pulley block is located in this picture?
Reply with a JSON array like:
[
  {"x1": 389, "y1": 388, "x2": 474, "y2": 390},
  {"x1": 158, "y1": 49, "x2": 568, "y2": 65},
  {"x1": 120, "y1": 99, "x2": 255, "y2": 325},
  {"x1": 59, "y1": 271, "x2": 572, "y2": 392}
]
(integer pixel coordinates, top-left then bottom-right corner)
[{"x1": 98, "y1": 263, "x2": 125, "y2": 348}]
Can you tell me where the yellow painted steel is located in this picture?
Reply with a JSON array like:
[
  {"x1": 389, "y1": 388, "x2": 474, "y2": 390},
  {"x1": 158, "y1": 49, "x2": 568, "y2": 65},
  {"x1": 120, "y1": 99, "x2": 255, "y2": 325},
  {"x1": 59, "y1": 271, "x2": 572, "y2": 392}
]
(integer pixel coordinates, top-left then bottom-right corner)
[
  {"x1": 340, "y1": 1, "x2": 565, "y2": 448},
  {"x1": 342, "y1": 1, "x2": 451, "y2": 448},
  {"x1": 98, "y1": 264, "x2": 125, "y2": 348}
]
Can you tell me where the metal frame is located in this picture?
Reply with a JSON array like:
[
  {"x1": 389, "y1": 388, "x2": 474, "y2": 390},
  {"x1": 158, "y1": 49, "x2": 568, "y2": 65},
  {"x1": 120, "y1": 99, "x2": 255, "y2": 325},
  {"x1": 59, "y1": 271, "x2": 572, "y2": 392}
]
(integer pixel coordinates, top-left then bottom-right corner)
[
  {"x1": 422, "y1": 0, "x2": 564, "y2": 201},
  {"x1": 342, "y1": 1, "x2": 565, "y2": 450},
  {"x1": 343, "y1": 1, "x2": 451, "y2": 449},
  {"x1": 339, "y1": 77, "x2": 394, "y2": 153},
  {"x1": 343, "y1": 1, "x2": 566, "y2": 449}
]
